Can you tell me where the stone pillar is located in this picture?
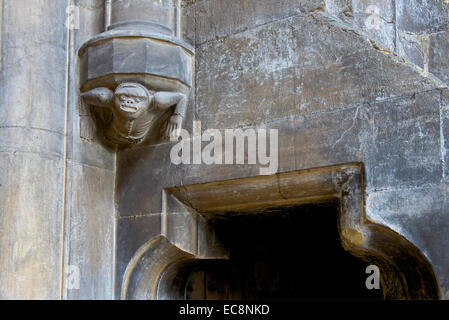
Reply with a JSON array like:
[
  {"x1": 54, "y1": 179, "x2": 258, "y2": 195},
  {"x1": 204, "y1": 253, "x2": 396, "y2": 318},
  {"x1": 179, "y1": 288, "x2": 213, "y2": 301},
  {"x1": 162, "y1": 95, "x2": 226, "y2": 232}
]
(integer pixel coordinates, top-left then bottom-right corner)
[
  {"x1": 109, "y1": 0, "x2": 179, "y2": 35},
  {"x1": 0, "y1": 0, "x2": 69, "y2": 299}
]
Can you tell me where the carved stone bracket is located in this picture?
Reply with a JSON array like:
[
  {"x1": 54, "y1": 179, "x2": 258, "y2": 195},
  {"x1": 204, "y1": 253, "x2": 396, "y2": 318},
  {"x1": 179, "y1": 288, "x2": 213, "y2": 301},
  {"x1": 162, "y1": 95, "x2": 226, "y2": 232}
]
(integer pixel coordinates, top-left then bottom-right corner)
[{"x1": 78, "y1": 13, "x2": 194, "y2": 148}]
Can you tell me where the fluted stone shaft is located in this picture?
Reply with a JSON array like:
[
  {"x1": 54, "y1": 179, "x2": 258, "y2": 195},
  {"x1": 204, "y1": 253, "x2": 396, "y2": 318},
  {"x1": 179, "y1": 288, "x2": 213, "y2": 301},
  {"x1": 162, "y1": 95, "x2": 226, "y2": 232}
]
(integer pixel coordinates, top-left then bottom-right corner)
[
  {"x1": 0, "y1": 0, "x2": 115, "y2": 300},
  {"x1": 0, "y1": 0, "x2": 69, "y2": 299}
]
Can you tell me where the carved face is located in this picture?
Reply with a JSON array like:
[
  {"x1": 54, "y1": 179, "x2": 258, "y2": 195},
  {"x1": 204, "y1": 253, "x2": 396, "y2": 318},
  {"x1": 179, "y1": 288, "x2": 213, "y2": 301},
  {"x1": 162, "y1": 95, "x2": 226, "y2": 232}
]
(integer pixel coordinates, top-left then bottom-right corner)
[{"x1": 114, "y1": 83, "x2": 151, "y2": 119}]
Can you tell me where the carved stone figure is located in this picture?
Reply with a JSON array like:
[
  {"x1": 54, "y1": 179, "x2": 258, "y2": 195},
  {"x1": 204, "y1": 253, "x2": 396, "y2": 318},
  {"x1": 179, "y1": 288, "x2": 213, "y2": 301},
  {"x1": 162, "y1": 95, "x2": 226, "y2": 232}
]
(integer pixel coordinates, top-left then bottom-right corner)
[{"x1": 81, "y1": 82, "x2": 186, "y2": 146}]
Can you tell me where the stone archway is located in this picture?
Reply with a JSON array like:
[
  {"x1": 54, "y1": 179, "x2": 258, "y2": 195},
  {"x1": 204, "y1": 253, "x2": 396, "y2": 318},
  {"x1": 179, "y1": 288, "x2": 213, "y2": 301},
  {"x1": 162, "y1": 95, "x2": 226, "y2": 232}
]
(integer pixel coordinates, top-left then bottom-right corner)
[{"x1": 121, "y1": 163, "x2": 440, "y2": 300}]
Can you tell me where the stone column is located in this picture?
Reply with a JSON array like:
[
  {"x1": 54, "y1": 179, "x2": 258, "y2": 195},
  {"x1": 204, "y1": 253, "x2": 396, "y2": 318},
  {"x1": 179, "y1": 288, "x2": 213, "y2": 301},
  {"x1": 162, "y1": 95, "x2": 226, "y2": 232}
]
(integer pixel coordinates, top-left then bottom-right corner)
[
  {"x1": 0, "y1": 0, "x2": 69, "y2": 299},
  {"x1": 109, "y1": 0, "x2": 179, "y2": 35}
]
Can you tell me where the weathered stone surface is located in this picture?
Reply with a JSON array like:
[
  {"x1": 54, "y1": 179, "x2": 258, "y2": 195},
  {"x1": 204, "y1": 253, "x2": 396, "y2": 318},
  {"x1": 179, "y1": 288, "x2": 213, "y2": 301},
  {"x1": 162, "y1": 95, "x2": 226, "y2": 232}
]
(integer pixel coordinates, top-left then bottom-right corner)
[
  {"x1": 363, "y1": 22, "x2": 395, "y2": 54},
  {"x1": 197, "y1": 215, "x2": 228, "y2": 258},
  {"x1": 0, "y1": 127, "x2": 65, "y2": 158},
  {"x1": 180, "y1": 0, "x2": 197, "y2": 44},
  {"x1": 368, "y1": 90, "x2": 442, "y2": 190},
  {"x1": 288, "y1": 105, "x2": 371, "y2": 171},
  {"x1": 295, "y1": 51, "x2": 437, "y2": 115},
  {"x1": 120, "y1": 89, "x2": 441, "y2": 215},
  {"x1": 64, "y1": 162, "x2": 115, "y2": 300},
  {"x1": 192, "y1": 0, "x2": 322, "y2": 45},
  {"x1": 77, "y1": 0, "x2": 105, "y2": 39},
  {"x1": 166, "y1": 211, "x2": 198, "y2": 254},
  {"x1": 67, "y1": 0, "x2": 115, "y2": 172},
  {"x1": 117, "y1": 142, "x2": 184, "y2": 216},
  {"x1": 115, "y1": 214, "x2": 162, "y2": 297},
  {"x1": 0, "y1": 0, "x2": 69, "y2": 300},
  {"x1": 110, "y1": 0, "x2": 177, "y2": 34},
  {"x1": 323, "y1": 0, "x2": 447, "y2": 84},
  {"x1": 179, "y1": 156, "x2": 263, "y2": 186},
  {"x1": 0, "y1": 153, "x2": 64, "y2": 299},
  {"x1": 325, "y1": 0, "x2": 353, "y2": 20},
  {"x1": 429, "y1": 31, "x2": 449, "y2": 86},
  {"x1": 313, "y1": 1, "x2": 397, "y2": 52},
  {"x1": 68, "y1": 139, "x2": 115, "y2": 171},
  {"x1": 196, "y1": 13, "x2": 438, "y2": 130},
  {"x1": 366, "y1": 184, "x2": 449, "y2": 293},
  {"x1": 0, "y1": 1, "x2": 68, "y2": 133},
  {"x1": 396, "y1": 0, "x2": 448, "y2": 34},
  {"x1": 118, "y1": 4, "x2": 446, "y2": 221},
  {"x1": 352, "y1": 0, "x2": 395, "y2": 22},
  {"x1": 397, "y1": 31, "x2": 427, "y2": 69}
]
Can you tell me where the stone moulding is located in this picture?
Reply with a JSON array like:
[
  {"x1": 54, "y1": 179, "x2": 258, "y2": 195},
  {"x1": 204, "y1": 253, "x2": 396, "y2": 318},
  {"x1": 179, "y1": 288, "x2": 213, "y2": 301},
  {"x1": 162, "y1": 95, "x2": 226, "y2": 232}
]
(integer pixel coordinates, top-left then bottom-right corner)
[
  {"x1": 120, "y1": 163, "x2": 440, "y2": 300},
  {"x1": 78, "y1": 30, "x2": 194, "y2": 92},
  {"x1": 107, "y1": 20, "x2": 175, "y2": 35}
]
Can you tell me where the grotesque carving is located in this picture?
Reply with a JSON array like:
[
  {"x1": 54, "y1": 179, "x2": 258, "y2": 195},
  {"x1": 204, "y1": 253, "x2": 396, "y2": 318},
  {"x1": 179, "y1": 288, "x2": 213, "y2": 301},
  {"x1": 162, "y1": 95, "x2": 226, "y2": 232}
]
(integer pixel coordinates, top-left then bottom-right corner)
[{"x1": 81, "y1": 82, "x2": 186, "y2": 146}]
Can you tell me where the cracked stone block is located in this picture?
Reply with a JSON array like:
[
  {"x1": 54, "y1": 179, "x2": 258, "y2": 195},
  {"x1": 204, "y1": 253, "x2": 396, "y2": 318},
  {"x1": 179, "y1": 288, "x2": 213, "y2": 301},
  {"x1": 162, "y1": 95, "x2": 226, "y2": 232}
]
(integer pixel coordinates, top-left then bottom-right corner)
[
  {"x1": 397, "y1": 31, "x2": 427, "y2": 69},
  {"x1": 289, "y1": 106, "x2": 372, "y2": 171},
  {"x1": 429, "y1": 31, "x2": 449, "y2": 86},
  {"x1": 369, "y1": 90, "x2": 442, "y2": 190},
  {"x1": 193, "y1": 0, "x2": 318, "y2": 45},
  {"x1": 352, "y1": 0, "x2": 396, "y2": 52},
  {"x1": 196, "y1": 12, "x2": 438, "y2": 130},
  {"x1": 325, "y1": 0, "x2": 353, "y2": 20}
]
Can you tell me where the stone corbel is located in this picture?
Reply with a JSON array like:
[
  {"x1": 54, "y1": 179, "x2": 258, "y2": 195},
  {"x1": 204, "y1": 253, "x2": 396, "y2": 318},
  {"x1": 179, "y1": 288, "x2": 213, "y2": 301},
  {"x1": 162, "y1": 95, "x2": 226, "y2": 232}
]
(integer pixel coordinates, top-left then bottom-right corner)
[{"x1": 78, "y1": 0, "x2": 194, "y2": 148}]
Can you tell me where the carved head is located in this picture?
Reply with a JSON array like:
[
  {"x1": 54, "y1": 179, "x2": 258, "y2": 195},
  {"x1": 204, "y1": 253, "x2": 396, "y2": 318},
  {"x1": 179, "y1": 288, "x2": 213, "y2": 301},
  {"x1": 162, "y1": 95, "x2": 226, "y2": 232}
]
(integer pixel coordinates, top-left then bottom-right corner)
[{"x1": 113, "y1": 83, "x2": 151, "y2": 119}]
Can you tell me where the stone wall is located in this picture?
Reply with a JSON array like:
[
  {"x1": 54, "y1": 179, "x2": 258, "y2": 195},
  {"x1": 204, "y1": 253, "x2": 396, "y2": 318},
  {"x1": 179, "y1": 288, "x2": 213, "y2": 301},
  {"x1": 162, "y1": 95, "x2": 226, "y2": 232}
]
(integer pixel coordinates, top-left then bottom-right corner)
[
  {"x1": 116, "y1": 0, "x2": 449, "y2": 299},
  {"x1": 1, "y1": 0, "x2": 448, "y2": 299},
  {"x1": 324, "y1": 0, "x2": 449, "y2": 87}
]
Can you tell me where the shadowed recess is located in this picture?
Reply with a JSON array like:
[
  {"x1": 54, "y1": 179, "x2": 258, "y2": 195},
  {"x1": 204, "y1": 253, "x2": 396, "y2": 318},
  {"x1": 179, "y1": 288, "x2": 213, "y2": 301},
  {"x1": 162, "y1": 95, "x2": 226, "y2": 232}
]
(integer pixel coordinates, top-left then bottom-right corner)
[{"x1": 184, "y1": 202, "x2": 383, "y2": 300}]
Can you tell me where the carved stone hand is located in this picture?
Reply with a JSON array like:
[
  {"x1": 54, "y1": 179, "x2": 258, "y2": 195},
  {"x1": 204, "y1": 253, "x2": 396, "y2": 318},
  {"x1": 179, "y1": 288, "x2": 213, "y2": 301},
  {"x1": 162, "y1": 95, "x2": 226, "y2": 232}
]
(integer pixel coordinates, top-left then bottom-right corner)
[{"x1": 165, "y1": 114, "x2": 184, "y2": 141}]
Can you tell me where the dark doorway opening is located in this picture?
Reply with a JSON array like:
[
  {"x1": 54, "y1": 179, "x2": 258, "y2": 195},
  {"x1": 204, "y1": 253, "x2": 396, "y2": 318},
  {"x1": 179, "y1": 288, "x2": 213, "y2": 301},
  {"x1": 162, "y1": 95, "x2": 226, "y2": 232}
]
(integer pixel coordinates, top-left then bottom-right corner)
[{"x1": 185, "y1": 202, "x2": 383, "y2": 300}]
